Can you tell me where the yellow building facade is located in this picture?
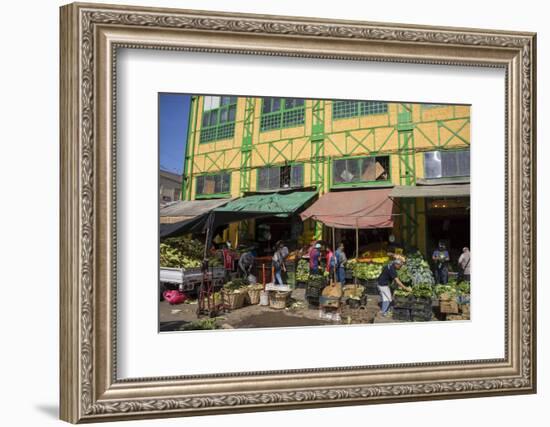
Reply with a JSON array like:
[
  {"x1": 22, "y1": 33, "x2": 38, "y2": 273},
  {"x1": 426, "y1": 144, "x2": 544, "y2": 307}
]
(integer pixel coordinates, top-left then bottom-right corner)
[{"x1": 182, "y1": 95, "x2": 470, "y2": 256}]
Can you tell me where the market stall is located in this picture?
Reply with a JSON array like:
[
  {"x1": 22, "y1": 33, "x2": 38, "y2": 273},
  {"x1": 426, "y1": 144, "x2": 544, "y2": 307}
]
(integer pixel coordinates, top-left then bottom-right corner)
[{"x1": 299, "y1": 188, "x2": 396, "y2": 290}]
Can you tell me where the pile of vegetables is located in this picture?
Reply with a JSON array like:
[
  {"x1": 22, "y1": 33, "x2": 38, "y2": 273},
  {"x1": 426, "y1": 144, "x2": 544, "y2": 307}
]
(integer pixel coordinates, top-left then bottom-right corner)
[
  {"x1": 397, "y1": 251, "x2": 435, "y2": 286},
  {"x1": 456, "y1": 281, "x2": 471, "y2": 295},
  {"x1": 394, "y1": 288, "x2": 412, "y2": 298},
  {"x1": 412, "y1": 283, "x2": 433, "y2": 298},
  {"x1": 308, "y1": 274, "x2": 326, "y2": 286},
  {"x1": 352, "y1": 262, "x2": 383, "y2": 280},
  {"x1": 296, "y1": 259, "x2": 310, "y2": 282},
  {"x1": 434, "y1": 284, "x2": 457, "y2": 297},
  {"x1": 160, "y1": 243, "x2": 202, "y2": 269},
  {"x1": 223, "y1": 277, "x2": 249, "y2": 292},
  {"x1": 160, "y1": 236, "x2": 222, "y2": 268},
  {"x1": 359, "y1": 250, "x2": 391, "y2": 264}
]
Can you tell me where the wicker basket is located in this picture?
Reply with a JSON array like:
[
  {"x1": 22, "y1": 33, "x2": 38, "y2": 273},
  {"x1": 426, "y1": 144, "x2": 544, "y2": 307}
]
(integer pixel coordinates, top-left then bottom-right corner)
[
  {"x1": 222, "y1": 289, "x2": 247, "y2": 310},
  {"x1": 247, "y1": 286, "x2": 263, "y2": 305},
  {"x1": 269, "y1": 291, "x2": 291, "y2": 309}
]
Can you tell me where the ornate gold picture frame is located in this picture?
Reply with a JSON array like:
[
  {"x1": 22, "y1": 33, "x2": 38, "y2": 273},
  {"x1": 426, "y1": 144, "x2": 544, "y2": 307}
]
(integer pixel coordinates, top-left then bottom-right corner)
[{"x1": 60, "y1": 2, "x2": 536, "y2": 423}]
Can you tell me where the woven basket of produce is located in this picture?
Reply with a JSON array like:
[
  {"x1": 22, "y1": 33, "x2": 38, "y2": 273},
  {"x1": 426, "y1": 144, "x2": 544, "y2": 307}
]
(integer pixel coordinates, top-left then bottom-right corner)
[
  {"x1": 246, "y1": 284, "x2": 264, "y2": 305},
  {"x1": 269, "y1": 291, "x2": 291, "y2": 309},
  {"x1": 439, "y1": 299, "x2": 459, "y2": 314},
  {"x1": 222, "y1": 288, "x2": 247, "y2": 310},
  {"x1": 342, "y1": 284, "x2": 365, "y2": 299}
]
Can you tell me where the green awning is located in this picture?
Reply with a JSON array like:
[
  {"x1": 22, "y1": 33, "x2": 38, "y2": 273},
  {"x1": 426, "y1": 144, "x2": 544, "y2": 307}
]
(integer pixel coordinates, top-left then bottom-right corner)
[
  {"x1": 214, "y1": 191, "x2": 317, "y2": 215},
  {"x1": 206, "y1": 191, "x2": 317, "y2": 234}
]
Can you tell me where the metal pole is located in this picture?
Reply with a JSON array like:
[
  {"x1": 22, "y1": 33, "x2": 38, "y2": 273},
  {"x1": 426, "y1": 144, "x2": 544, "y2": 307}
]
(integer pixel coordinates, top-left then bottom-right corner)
[
  {"x1": 332, "y1": 226, "x2": 336, "y2": 283},
  {"x1": 355, "y1": 218, "x2": 359, "y2": 285}
]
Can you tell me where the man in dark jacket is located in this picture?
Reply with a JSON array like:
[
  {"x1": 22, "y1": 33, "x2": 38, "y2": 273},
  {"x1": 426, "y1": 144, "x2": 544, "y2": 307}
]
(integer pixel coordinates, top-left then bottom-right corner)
[{"x1": 377, "y1": 259, "x2": 411, "y2": 317}]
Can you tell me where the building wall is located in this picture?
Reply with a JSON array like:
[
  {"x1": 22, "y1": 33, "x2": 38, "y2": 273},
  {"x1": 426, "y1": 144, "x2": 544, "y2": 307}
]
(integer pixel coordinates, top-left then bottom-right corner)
[{"x1": 183, "y1": 96, "x2": 470, "y2": 253}]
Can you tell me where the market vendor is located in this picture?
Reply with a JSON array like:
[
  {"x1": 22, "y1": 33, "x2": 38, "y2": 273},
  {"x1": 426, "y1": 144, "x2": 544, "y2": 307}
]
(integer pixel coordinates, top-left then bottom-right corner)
[
  {"x1": 458, "y1": 246, "x2": 471, "y2": 282},
  {"x1": 335, "y1": 242, "x2": 348, "y2": 284},
  {"x1": 432, "y1": 241, "x2": 450, "y2": 284},
  {"x1": 377, "y1": 259, "x2": 411, "y2": 317},
  {"x1": 308, "y1": 242, "x2": 322, "y2": 275},
  {"x1": 272, "y1": 242, "x2": 287, "y2": 285},
  {"x1": 238, "y1": 248, "x2": 256, "y2": 279},
  {"x1": 222, "y1": 241, "x2": 236, "y2": 281}
]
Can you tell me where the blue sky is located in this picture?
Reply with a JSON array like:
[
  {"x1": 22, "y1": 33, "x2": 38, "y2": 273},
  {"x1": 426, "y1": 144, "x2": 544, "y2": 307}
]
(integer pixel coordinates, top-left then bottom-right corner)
[{"x1": 159, "y1": 93, "x2": 191, "y2": 175}]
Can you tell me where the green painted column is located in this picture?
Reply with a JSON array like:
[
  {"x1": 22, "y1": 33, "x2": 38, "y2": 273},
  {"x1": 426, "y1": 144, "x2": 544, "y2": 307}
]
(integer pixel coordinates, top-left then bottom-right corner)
[{"x1": 239, "y1": 97, "x2": 255, "y2": 194}]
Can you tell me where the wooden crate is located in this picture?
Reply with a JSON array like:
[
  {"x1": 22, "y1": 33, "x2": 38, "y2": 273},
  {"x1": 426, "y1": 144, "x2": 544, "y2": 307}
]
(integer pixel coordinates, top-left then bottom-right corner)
[{"x1": 460, "y1": 303, "x2": 470, "y2": 316}]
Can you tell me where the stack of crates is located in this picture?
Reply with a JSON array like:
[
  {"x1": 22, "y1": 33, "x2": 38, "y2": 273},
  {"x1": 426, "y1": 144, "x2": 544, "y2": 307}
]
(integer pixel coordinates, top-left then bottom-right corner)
[
  {"x1": 392, "y1": 294, "x2": 413, "y2": 321},
  {"x1": 411, "y1": 296, "x2": 433, "y2": 321}
]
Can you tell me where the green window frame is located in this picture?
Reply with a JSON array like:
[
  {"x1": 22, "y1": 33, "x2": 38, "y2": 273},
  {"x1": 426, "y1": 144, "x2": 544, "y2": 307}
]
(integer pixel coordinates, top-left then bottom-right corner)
[
  {"x1": 331, "y1": 155, "x2": 391, "y2": 187},
  {"x1": 195, "y1": 171, "x2": 231, "y2": 198},
  {"x1": 256, "y1": 163, "x2": 304, "y2": 191},
  {"x1": 423, "y1": 150, "x2": 470, "y2": 179},
  {"x1": 260, "y1": 98, "x2": 305, "y2": 132},
  {"x1": 421, "y1": 103, "x2": 446, "y2": 109},
  {"x1": 332, "y1": 100, "x2": 388, "y2": 120},
  {"x1": 200, "y1": 96, "x2": 238, "y2": 143}
]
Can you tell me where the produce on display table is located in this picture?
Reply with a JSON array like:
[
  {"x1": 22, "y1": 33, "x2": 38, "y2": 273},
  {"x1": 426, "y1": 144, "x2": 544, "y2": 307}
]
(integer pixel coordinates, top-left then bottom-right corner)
[
  {"x1": 411, "y1": 283, "x2": 433, "y2": 298},
  {"x1": 352, "y1": 261, "x2": 383, "y2": 280},
  {"x1": 434, "y1": 284, "x2": 457, "y2": 298},
  {"x1": 397, "y1": 250, "x2": 435, "y2": 286},
  {"x1": 296, "y1": 259, "x2": 310, "y2": 282},
  {"x1": 223, "y1": 277, "x2": 249, "y2": 292}
]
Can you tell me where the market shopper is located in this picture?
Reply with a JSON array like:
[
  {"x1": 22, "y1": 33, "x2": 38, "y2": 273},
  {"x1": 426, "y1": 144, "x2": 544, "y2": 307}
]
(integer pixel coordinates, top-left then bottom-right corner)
[
  {"x1": 222, "y1": 241, "x2": 235, "y2": 282},
  {"x1": 308, "y1": 242, "x2": 322, "y2": 275},
  {"x1": 326, "y1": 247, "x2": 335, "y2": 278},
  {"x1": 377, "y1": 259, "x2": 411, "y2": 317},
  {"x1": 272, "y1": 242, "x2": 287, "y2": 285},
  {"x1": 432, "y1": 241, "x2": 450, "y2": 284},
  {"x1": 458, "y1": 247, "x2": 471, "y2": 281},
  {"x1": 335, "y1": 242, "x2": 348, "y2": 284},
  {"x1": 238, "y1": 248, "x2": 256, "y2": 279}
]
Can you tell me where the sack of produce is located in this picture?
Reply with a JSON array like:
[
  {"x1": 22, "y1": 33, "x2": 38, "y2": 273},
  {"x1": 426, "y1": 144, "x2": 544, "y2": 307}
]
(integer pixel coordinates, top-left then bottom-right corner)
[
  {"x1": 163, "y1": 290, "x2": 188, "y2": 305},
  {"x1": 322, "y1": 282, "x2": 342, "y2": 298}
]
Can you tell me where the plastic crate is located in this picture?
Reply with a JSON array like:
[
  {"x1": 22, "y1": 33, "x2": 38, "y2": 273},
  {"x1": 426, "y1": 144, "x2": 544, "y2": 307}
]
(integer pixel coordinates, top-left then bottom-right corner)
[
  {"x1": 393, "y1": 295, "x2": 413, "y2": 309},
  {"x1": 411, "y1": 309, "x2": 432, "y2": 322},
  {"x1": 411, "y1": 296, "x2": 432, "y2": 311},
  {"x1": 393, "y1": 307, "x2": 411, "y2": 321},
  {"x1": 306, "y1": 284, "x2": 324, "y2": 299}
]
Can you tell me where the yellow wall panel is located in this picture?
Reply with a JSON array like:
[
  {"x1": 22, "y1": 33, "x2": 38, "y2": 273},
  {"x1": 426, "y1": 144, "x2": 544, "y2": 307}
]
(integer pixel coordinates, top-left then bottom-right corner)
[
  {"x1": 230, "y1": 171, "x2": 240, "y2": 198},
  {"x1": 390, "y1": 154, "x2": 401, "y2": 185},
  {"x1": 281, "y1": 126, "x2": 306, "y2": 139},
  {"x1": 375, "y1": 127, "x2": 398, "y2": 152},
  {"x1": 332, "y1": 117, "x2": 360, "y2": 132},
  {"x1": 358, "y1": 113, "x2": 389, "y2": 129},
  {"x1": 420, "y1": 105, "x2": 456, "y2": 122},
  {"x1": 454, "y1": 105, "x2": 470, "y2": 118}
]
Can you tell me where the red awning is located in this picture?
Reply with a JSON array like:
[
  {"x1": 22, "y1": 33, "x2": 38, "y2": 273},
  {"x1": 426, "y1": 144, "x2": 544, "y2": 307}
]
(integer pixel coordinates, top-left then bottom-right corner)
[{"x1": 300, "y1": 188, "x2": 394, "y2": 229}]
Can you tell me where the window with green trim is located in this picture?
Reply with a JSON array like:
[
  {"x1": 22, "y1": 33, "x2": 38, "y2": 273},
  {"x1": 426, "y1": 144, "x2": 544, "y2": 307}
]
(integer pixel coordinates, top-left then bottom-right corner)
[
  {"x1": 260, "y1": 98, "x2": 305, "y2": 131},
  {"x1": 332, "y1": 156, "x2": 390, "y2": 186},
  {"x1": 195, "y1": 172, "x2": 231, "y2": 197},
  {"x1": 200, "y1": 96, "x2": 237, "y2": 143},
  {"x1": 257, "y1": 164, "x2": 304, "y2": 191},
  {"x1": 424, "y1": 150, "x2": 470, "y2": 179},
  {"x1": 332, "y1": 100, "x2": 388, "y2": 120},
  {"x1": 422, "y1": 103, "x2": 446, "y2": 109}
]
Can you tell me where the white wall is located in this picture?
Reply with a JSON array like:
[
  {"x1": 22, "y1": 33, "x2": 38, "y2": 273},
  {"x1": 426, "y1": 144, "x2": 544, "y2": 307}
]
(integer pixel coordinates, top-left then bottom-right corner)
[{"x1": 0, "y1": 0, "x2": 546, "y2": 426}]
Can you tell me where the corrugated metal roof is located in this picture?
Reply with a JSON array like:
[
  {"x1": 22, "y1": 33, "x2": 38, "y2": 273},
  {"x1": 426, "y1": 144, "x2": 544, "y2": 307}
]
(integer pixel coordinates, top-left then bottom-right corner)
[
  {"x1": 160, "y1": 198, "x2": 233, "y2": 217},
  {"x1": 390, "y1": 184, "x2": 470, "y2": 198}
]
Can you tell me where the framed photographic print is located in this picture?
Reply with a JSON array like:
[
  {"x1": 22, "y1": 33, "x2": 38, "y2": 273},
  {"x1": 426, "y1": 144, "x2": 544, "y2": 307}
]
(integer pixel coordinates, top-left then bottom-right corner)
[{"x1": 60, "y1": 2, "x2": 537, "y2": 423}]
